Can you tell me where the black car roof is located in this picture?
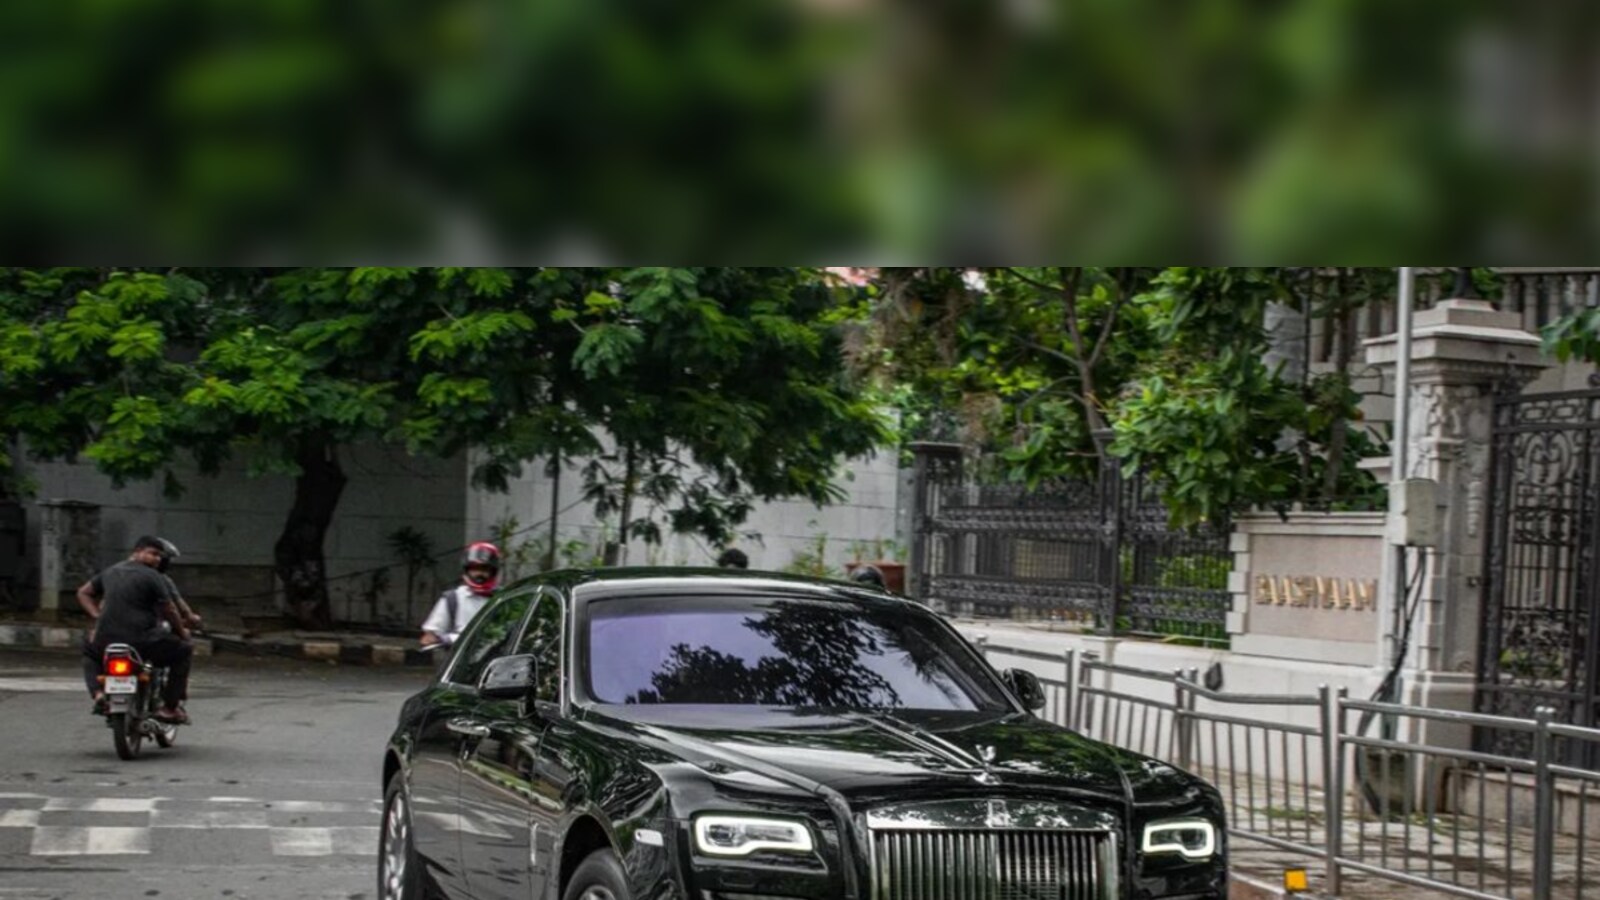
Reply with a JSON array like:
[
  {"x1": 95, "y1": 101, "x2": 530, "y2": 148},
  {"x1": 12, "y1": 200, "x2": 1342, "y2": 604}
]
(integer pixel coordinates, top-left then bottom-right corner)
[{"x1": 507, "y1": 566, "x2": 913, "y2": 608}]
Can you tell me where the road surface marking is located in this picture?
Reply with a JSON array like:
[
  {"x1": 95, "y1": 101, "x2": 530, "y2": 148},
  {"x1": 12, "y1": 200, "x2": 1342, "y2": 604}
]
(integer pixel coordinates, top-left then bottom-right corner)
[
  {"x1": 31, "y1": 825, "x2": 150, "y2": 855},
  {"x1": 151, "y1": 808, "x2": 271, "y2": 829},
  {"x1": 43, "y1": 797, "x2": 156, "y2": 813}
]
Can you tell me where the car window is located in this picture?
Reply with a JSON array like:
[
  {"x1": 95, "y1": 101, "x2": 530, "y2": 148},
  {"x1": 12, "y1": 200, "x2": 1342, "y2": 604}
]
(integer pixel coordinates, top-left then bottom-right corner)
[
  {"x1": 514, "y1": 592, "x2": 563, "y2": 703},
  {"x1": 447, "y1": 592, "x2": 533, "y2": 688},
  {"x1": 583, "y1": 596, "x2": 1008, "y2": 711}
]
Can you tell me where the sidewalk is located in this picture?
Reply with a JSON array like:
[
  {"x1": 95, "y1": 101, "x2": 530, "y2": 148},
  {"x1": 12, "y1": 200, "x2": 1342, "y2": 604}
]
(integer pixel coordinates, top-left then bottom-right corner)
[{"x1": 0, "y1": 618, "x2": 433, "y2": 667}]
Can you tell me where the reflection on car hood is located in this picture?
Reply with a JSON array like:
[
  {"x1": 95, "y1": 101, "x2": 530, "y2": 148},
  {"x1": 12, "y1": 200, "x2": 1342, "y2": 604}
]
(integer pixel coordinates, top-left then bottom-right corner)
[{"x1": 593, "y1": 707, "x2": 1136, "y2": 803}]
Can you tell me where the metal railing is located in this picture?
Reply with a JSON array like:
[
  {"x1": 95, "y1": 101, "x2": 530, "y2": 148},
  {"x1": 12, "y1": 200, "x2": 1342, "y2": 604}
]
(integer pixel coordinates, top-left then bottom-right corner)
[{"x1": 973, "y1": 639, "x2": 1600, "y2": 899}]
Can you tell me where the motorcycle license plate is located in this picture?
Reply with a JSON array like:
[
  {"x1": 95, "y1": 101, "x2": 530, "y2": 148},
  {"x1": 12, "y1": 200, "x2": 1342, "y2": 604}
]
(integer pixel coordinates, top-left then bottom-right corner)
[{"x1": 104, "y1": 676, "x2": 137, "y2": 695}]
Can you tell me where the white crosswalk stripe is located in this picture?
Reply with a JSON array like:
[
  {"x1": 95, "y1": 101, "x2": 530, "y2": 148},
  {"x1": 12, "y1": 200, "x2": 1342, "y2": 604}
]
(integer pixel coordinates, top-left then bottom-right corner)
[
  {"x1": 0, "y1": 677, "x2": 82, "y2": 693},
  {"x1": 151, "y1": 808, "x2": 270, "y2": 829},
  {"x1": 32, "y1": 826, "x2": 150, "y2": 855},
  {"x1": 42, "y1": 797, "x2": 156, "y2": 813},
  {"x1": 0, "y1": 793, "x2": 381, "y2": 858}
]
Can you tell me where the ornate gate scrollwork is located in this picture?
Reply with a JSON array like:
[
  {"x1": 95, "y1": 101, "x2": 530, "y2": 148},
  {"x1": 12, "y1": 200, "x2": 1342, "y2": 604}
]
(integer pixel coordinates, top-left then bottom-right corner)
[
  {"x1": 908, "y1": 443, "x2": 1231, "y2": 644},
  {"x1": 1476, "y1": 388, "x2": 1600, "y2": 762}
]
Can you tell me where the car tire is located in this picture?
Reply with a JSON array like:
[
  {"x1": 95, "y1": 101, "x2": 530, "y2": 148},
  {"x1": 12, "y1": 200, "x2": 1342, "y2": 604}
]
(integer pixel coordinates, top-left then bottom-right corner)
[
  {"x1": 378, "y1": 776, "x2": 421, "y2": 900},
  {"x1": 562, "y1": 848, "x2": 632, "y2": 900}
]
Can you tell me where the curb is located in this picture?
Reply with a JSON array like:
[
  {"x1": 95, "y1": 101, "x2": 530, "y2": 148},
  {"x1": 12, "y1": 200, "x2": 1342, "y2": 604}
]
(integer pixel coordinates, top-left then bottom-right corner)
[
  {"x1": 206, "y1": 632, "x2": 433, "y2": 667},
  {"x1": 0, "y1": 623, "x2": 430, "y2": 667},
  {"x1": 0, "y1": 623, "x2": 214, "y2": 658},
  {"x1": 1230, "y1": 871, "x2": 1326, "y2": 900}
]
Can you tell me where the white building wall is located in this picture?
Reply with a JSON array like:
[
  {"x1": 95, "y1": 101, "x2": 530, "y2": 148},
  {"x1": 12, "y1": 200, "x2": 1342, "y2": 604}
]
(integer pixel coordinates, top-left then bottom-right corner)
[
  {"x1": 14, "y1": 436, "x2": 898, "y2": 623},
  {"x1": 17, "y1": 444, "x2": 465, "y2": 625},
  {"x1": 466, "y1": 449, "x2": 906, "y2": 578}
]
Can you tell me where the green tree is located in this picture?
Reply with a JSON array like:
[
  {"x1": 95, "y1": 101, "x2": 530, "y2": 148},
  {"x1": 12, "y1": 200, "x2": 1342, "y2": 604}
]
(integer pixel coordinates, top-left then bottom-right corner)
[
  {"x1": 1110, "y1": 268, "x2": 1385, "y2": 525},
  {"x1": 0, "y1": 267, "x2": 886, "y2": 625},
  {"x1": 558, "y1": 268, "x2": 888, "y2": 559},
  {"x1": 864, "y1": 267, "x2": 1383, "y2": 526},
  {"x1": 1544, "y1": 303, "x2": 1600, "y2": 368},
  {"x1": 1, "y1": 267, "x2": 580, "y2": 626},
  {"x1": 0, "y1": 268, "x2": 212, "y2": 499},
  {"x1": 866, "y1": 267, "x2": 1160, "y2": 481}
]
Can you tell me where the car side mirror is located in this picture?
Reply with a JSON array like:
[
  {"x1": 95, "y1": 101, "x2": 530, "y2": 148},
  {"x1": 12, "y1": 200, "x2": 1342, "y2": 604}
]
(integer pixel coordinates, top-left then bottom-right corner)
[
  {"x1": 1002, "y1": 668, "x2": 1048, "y2": 712},
  {"x1": 479, "y1": 654, "x2": 537, "y2": 701}
]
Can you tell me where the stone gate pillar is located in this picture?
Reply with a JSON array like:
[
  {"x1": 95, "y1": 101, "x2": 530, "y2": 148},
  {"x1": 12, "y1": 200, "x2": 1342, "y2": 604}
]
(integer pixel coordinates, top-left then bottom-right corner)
[
  {"x1": 37, "y1": 500, "x2": 101, "y2": 616},
  {"x1": 1366, "y1": 299, "x2": 1548, "y2": 707}
]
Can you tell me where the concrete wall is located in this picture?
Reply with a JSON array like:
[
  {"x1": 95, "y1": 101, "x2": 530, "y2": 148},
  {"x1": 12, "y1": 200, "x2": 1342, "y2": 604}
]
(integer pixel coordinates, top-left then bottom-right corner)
[
  {"x1": 465, "y1": 449, "x2": 907, "y2": 579},
  {"x1": 13, "y1": 437, "x2": 900, "y2": 625},
  {"x1": 1227, "y1": 512, "x2": 1386, "y2": 667},
  {"x1": 15, "y1": 443, "x2": 465, "y2": 626}
]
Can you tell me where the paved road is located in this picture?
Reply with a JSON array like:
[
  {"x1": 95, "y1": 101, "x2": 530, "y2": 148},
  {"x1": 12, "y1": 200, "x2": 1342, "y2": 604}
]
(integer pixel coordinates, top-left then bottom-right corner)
[{"x1": 0, "y1": 647, "x2": 432, "y2": 900}]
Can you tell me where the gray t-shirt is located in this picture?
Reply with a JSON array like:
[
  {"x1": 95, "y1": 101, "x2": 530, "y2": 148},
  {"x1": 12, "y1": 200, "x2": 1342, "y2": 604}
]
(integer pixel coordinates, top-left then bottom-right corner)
[{"x1": 91, "y1": 560, "x2": 175, "y2": 643}]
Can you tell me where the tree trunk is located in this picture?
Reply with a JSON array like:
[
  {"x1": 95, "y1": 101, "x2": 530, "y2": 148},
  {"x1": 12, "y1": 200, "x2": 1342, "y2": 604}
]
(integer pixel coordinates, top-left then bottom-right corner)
[
  {"x1": 545, "y1": 454, "x2": 561, "y2": 571},
  {"x1": 273, "y1": 439, "x2": 348, "y2": 629},
  {"x1": 604, "y1": 444, "x2": 637, "y2": 567},
  {"x1": 1322, "y1": 299, "x2": 1357, "y2": 501}
]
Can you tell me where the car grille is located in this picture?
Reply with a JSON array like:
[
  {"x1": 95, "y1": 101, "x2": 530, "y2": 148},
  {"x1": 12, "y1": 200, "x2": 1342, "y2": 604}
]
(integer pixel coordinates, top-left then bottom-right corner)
[{"x1": 869, "y1": 828, "x2": 1117, "y2": 900}]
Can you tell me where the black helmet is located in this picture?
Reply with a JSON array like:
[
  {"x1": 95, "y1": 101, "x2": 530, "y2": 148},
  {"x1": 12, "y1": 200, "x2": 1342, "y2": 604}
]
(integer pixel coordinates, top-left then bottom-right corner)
[
  {"x1": 135, "y1": 535, "x2": 180, "y2": 572},
  {"x1": 462, "y1": 542, "x2": 502, "y2": 595},
  {"x1": 849, "y1": 564, "x2": 885, "y2": 589},
  {"x1": 716, "y1": 548, "x2": 749, "y2": 569}
]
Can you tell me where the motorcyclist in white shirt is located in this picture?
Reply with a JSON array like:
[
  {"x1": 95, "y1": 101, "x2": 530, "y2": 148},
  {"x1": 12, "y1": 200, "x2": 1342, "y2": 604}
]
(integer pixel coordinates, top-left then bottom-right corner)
[{"x1": 419, "y1": 542, "x2": 501, "y2": 648}]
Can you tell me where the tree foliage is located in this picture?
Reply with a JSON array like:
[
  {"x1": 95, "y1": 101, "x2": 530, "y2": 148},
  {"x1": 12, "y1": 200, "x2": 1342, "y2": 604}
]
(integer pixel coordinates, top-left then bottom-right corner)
[
  {"x1": 866, "y1": 267, "x2": 1385, "y2": 526},
  {"x1": 0, "y1": 267, "x2": 886, "y2": 623},
  {"x1": 554, "y1": 267, "x2": 888, "y2": 557},
  {"x1": 865, "y1": 268, "x2": 1160, "y2": 483},
  {"x1": 1544, "y1": 306, "x2": 1600, "y2": 368}
]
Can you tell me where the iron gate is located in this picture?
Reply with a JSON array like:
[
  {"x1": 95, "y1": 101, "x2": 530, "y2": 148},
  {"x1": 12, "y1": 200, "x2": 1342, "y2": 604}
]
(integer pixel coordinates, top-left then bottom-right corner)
[
  {"x1": 1477, "y1": 387, "x2": 1600, "y2": 759},
  {"x1": 908, "y1": 442, "x2": 1232, "y2": 644}
]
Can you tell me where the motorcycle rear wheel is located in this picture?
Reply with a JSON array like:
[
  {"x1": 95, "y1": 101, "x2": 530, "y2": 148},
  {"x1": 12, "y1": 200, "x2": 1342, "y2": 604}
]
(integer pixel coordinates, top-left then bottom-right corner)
[{"x1": 110, "y1": 712, "x2": 142, "y2": 760}]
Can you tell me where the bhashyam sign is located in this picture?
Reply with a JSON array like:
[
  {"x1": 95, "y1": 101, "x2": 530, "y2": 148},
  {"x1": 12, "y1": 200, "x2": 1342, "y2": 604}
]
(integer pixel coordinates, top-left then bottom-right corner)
[{"x1": 1253, "y1": 575, "x2": 1377, "y2": 611}]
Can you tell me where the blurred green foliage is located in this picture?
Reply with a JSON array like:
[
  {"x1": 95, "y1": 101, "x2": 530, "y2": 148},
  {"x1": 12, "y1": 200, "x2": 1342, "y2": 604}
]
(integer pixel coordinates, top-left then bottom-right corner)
[{"x1": 0, "y1": 2, "x2": 1592, "y2": 258}]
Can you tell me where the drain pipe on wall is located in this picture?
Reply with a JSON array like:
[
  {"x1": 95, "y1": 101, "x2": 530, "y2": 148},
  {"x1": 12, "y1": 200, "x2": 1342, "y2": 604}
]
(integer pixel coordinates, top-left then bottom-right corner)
[{"x1": 1379, "y1": 266, "x2": 1415, "y2": 692}]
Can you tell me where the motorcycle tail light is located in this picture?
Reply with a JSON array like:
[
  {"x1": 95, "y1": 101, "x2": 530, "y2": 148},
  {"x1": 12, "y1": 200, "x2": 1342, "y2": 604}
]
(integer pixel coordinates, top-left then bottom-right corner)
[{"x1": 106, "y1": 657, "x2": 135, "y2": 677}]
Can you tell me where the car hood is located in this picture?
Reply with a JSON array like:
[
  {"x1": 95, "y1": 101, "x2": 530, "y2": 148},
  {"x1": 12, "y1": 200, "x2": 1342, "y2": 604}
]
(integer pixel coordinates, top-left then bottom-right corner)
[{"x1": 588, "y1": 707, "x2": 1144, "y2": 806}]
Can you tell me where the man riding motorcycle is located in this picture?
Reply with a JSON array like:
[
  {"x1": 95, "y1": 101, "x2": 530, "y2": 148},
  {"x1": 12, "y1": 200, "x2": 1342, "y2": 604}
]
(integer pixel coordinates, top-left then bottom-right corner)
[
  {"x1": 77, "y1": 535, "x2": 193, "y2": 724},
  {"x1": 419, "y1": 542, "x2": 501, "y2": 649}
]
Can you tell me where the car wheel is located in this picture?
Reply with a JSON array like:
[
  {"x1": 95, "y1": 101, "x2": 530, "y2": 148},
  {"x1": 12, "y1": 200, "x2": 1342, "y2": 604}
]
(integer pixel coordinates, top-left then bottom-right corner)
[
  {"x1": 562, "y1": 848, "x2": 631, "y2": 900},
  {"x1": 378, "y1": 776, "x2": 421, "y2": 900}
]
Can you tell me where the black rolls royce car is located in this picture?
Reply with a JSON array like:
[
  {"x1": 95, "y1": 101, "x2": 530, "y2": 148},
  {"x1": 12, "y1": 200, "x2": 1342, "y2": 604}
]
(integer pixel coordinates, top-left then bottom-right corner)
[{"x1": 379, "y1": 569, "x2": 1226, "y2": 900}]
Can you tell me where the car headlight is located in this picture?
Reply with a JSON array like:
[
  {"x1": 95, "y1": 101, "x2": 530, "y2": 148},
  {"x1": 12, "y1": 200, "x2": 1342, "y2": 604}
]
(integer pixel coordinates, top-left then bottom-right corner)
[
  {"x1": 1141, "y1": 818, "x2": 1217, "y2": 861},
  {"x1": 693, "y1": 815, "x2": 815, "y2": 856}
]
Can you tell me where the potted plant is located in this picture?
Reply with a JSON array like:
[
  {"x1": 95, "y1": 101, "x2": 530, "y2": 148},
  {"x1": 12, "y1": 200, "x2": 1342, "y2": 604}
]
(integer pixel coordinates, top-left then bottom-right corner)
[{"x1": 845, "y1": 539, "x2": 906, "y2": 594}]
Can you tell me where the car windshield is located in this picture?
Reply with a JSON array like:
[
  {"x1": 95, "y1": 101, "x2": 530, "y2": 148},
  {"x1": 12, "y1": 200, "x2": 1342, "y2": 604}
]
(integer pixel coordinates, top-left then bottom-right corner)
[{"x1": 583, "y1": 595, "x2": 1008, "y2": 711}]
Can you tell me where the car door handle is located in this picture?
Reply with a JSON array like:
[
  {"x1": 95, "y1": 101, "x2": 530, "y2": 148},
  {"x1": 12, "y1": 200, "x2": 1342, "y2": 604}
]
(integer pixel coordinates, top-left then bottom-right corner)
[{"x1": 447, "y1": 718, "x2": 490, "y2": 739}]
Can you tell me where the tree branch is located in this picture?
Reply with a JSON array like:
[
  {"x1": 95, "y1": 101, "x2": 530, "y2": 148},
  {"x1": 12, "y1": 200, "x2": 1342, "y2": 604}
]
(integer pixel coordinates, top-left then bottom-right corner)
[{"x1": 1086, "y1": 268, "x2": 1133, "y2": 370}]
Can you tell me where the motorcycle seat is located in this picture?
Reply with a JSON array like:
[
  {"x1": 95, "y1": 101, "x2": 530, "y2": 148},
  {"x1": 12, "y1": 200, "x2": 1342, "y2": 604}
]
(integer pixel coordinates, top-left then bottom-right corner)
[{"x1": 103, "y1": 644, "x2": 145, "y2": 667}]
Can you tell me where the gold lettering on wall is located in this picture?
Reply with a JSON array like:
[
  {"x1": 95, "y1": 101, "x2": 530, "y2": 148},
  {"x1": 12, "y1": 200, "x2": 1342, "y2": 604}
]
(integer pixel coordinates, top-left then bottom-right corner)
[{"x1": 1254, "y1": 574, "x2": 1378, "y2": 611}]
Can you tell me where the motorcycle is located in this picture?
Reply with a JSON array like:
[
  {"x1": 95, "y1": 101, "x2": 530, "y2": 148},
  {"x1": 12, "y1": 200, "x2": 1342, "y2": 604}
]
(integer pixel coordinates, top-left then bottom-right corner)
[{"x1": 98, "y1": 644, "x2": 179, "y2": 760}]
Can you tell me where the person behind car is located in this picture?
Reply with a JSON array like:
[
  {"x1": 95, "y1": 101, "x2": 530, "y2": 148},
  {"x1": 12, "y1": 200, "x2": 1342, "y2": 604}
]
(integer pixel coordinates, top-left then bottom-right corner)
[
  {"x1": 715, "y1": 547, "x2": 749, "y2": 569},
  {"x1": 420, "y1": 542, "x2": 501, "y2": 648},
  {"x1": 77, "y1": 535, "x2": 193, "y2": 723},
  {"x1": 849, "y1": 564, "x2": 887, "y2": 589}
]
